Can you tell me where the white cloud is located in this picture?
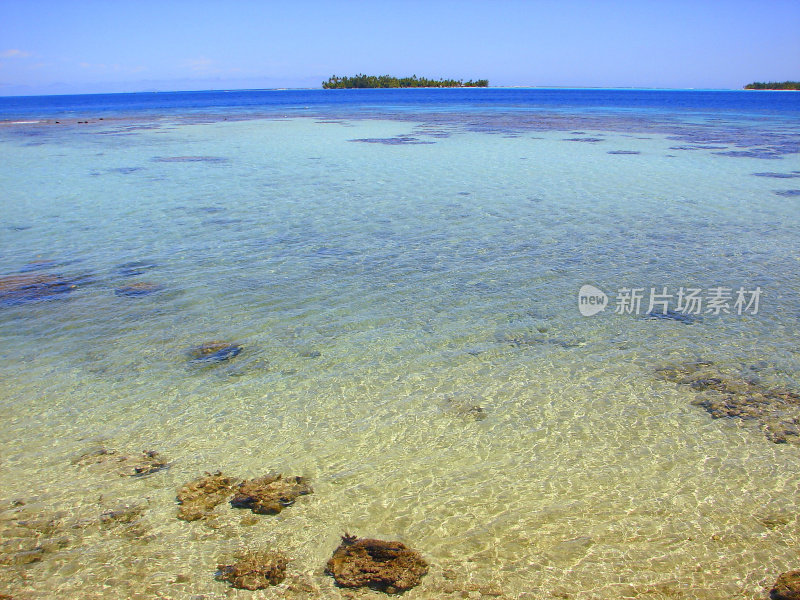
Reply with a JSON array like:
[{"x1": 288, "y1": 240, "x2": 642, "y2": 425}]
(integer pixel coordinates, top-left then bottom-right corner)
[{"x1": 1, "y1": 49, "x2": 31, "y2": 58}]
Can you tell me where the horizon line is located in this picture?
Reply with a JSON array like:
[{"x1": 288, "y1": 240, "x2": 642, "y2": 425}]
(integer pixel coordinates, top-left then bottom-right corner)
[{"x1": 0, "y1": 85, "x2": 764, "y2": 99}]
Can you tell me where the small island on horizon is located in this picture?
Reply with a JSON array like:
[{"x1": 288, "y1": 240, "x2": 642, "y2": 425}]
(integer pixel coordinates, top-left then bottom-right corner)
[
  {"x1": 744, "y1": 81, "x2": 799, "y2": 90},
  {"x1": 322, "y1": 74, "x2": 489, "y2": 89}
]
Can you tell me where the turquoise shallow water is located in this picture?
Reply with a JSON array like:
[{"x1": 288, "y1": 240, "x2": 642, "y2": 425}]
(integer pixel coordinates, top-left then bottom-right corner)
[{"x1": 0, "y1": 96, "x2": 799, "y2": 599}]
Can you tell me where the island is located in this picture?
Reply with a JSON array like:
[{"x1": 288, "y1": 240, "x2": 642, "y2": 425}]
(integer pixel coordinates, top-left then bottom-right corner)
[
  {"x1": 744, "y1": 81, "x2": 800, "y2": 90},
  {"x1": 322, "y1": 74, "x2": 489, "y2": 89}
]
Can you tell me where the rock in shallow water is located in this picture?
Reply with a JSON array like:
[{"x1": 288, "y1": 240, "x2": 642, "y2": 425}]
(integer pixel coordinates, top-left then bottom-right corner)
[
  {"x1": 644, "y1": 308, "x2": 701, "y2": 324},
  {"x1": 176, "y1": 471, "x2": 238, "y2": 522},
  {"x1": 656, "y1": 361, "x2": 800, "y2": 445},
  {"x1": 325, "y1": 534, "x2": 428, "y2": 594},
  {"x1": 114, "y1": 281, "x2": 164, "y2": 297},
  {"x1": 771, "y1": 570, "x2": 800, "y2": 600},
  {"x1": 230, "y1": 473, "x2": 312, "y2": 514},
  {"x1": 444, "y1": 397, "x2": 488, "y2": 421},
  {"x1": 71, "y1": 447, "x2": 170, "y2": 477},
  {"x1": 188, "y1": 341, "x2": 242, "y2": 363},
  {"x1": 115, "y1": 260, "x2": 158, "y2": 277},
  {"x1": 0, "y1": 273, "x2": 80, "y2": 305},
  {"x1": 216, "y1": 550, "x2": 288, "y2": 590}
]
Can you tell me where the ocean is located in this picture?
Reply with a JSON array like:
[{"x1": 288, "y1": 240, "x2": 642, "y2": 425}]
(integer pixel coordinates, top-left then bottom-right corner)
[{"x1": 0, "y1": 88, "x2": 799, "y2": 599}]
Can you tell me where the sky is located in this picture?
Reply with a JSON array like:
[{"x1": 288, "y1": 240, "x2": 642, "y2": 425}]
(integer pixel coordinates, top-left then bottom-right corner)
[{"x1": 0, "y1": 0, "x2": 798, "y2": 96}]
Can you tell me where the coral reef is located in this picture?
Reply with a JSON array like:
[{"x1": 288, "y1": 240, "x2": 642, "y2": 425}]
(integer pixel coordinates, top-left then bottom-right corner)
[
  {"x1": 325, "y1": 534, "x2": 428, "y2": 594},
  {"x1": 230, "y1": 473, "x2": 312, "y2": 515},
  {"x1": 216, "y1": 550, "x2": 288, "y2": 590},
  {"x1": 176, "y1": 471, "x2": 238, "y2": 521},
  {"x1": 656, "y1": 360, "x2": 800, "y2": 444}
]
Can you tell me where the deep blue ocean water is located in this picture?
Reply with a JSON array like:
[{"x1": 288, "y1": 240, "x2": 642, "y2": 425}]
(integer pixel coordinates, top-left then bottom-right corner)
[
  {"x1": 0, "y1": 88, "x2": 799, "y2": 599},
  {"x1": 2, "y1": 87, "x2": 799, "y2": 120}
]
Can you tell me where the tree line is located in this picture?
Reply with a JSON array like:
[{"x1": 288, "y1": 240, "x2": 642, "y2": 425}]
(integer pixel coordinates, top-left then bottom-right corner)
[
  {"x1": 322, "y1": 74, "x2": 489, "y2": 89},
  {"x1": 744, "y1": 81, "x2": 800, "y2": 90}
]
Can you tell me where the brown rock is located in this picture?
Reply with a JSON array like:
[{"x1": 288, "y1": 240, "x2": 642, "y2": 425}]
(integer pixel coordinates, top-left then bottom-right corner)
[
  {"x1": 216, "y1": 550, "x2": 288, "y2": 590},
  {"x1": 772, "y1": 570, "x2": 800, "y2": 600},
  {"x1": 230, "y1": 473, "x2": 312, "y2": 515},
  {"x1": 325, "y1": 534, "x2": 428, "y2": 593},
  {"x1": 177, "y1": 471, "x2": 238, "y2": 521}
]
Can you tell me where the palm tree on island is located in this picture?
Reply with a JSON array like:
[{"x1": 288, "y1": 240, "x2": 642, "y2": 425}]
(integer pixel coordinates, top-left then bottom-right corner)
[{"x1": 322, "y1": 74, "x2": 489, "y2": 88}]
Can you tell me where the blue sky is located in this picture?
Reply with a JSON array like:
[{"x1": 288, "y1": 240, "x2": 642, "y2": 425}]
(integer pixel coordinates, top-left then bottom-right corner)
[{"x1": 0, "y1": 0, "x2": 798, "y2": 95}]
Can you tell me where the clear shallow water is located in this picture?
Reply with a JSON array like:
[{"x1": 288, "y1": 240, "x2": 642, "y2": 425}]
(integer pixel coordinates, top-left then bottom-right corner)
[{"x1": 0, "y1": 90, "x2": 799, "y2": 599}]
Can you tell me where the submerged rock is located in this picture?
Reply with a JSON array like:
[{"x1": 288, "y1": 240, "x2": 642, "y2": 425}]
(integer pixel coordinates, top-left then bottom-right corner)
[
  {"x1": 656, "y1": 361, "x2": 800, "y2": 445},
  {"x1": 153, "y1": 156, "x2": 228, "y2": 163},
  {"x1": 0, "y1": 508, "x2": 67, "y2": 569},
  {"x1": 124, "y1": 450, "x2": 170, "y2": 477},
  {"x1": 349, "y1": 136, "x2": 434, "y2": 145},
  {"x1": 72, "y1": 447, "x2": 170, "y2": 477},
  {"x1": 99, "y1": 504, "x2": 145, "y2": 527},
  {"x1": 177, "y1": 471, "x2": 238, "y2": 521},
  {"x1": 19, "y1": 259, "x2": 58, "y2": 272},
  {"x1": 0, "y1": 273, "x2": 78, "y2": 305},
  {"x1": 216, "y1": 550, "x2": 288, "y2": 590},
  {"x1": 644, "y1": 308, "x2": 700, "y2": 324},
  {"x1": 114, "y1": 282, "x2": 164, "y2": 297},
  {"x1": 230, "y1": 474, "x2": 312, "y2": 515},
  {"x1": 444, "y1": 397, "x2": 488, "y2": 421},
  {"x1": 115, "y1": 260, "x2": 157, "y2": 277},
  {"x1": 771, "y1": 570, "x2": 800, "y2": 600},
  {"x1": 753, "y1": 172, "x2": 800, "y2": 179},
  {"x1": 188, "y1": 341, "x2": 242, "y2": 364},
  {"x1": 325, "y1": 534, "x2": 428, "y2": 594}
]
